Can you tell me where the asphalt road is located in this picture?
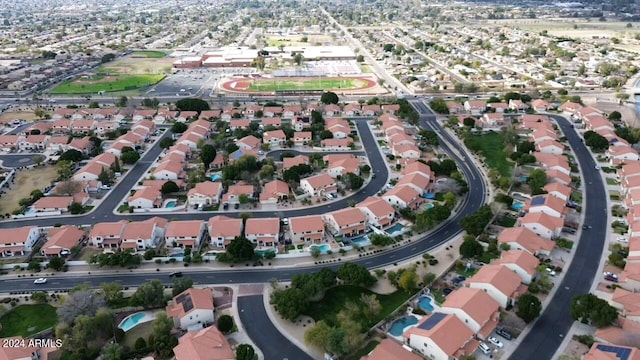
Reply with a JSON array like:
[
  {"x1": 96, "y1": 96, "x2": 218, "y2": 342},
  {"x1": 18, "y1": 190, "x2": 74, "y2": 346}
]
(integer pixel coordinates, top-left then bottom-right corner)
[
  {"x1": 0, "y1": 154, "x2": 39, "y2": 168},
  {"x1": 509, "y1": 115, "x2": 606, "y2": 360},
  {"x1": 238, "y1": 295, "x2": 314, "y2": 360}
]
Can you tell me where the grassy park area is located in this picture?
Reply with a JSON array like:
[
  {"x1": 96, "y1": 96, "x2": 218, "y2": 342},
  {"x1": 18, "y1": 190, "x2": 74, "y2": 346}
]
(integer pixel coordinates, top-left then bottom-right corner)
[
  {"x1": 0, "y1": 166, "x2": 58, "y2": 215},
  {"x1": 247, "y1": 78, "x2": 359, "y2": 91},
  {"x1": 464, "y1": 132, "x2": 513, "y2": 177},
  {"x1": 51, "y1": 74, "x2": 165, "y2": 94},
  {"x1": 130, "y1": 50, "x2": 166, "y2": 58},
  {"x1": 0, "y1": 304, "x2": 58, "y2": 337},
  {"x1": 305, "y1": 285, "x2": 413, "y2": 328}
]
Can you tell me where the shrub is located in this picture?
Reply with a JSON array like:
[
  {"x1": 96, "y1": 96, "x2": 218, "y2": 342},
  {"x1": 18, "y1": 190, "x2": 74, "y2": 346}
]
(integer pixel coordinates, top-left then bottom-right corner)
[
  {"x1": 217, "y1": 314, "x2": 234, "y2": 333},
  {"x1": 134, "y1": 337, "x2": 147, "y2": 350}
]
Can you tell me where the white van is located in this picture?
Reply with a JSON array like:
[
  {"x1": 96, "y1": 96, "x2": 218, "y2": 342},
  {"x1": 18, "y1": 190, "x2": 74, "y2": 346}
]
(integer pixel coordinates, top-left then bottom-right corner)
[{"x1": 478, "y1": 342, "x2": 491, "y2": 355}]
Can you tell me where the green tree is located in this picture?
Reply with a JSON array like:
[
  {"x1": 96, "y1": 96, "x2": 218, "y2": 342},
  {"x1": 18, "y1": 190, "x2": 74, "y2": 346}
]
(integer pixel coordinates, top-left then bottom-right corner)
[
  {"x1": 460, "y1": 238, "x2": 484, "y2": 258},
  {"x1": 100, "y1": 282, "x2": 124, "y2": 305},
  {"x1": 57, "y1": 160, "x2": 74, "y2": 180},
  {"x1": 293, "y1": 53, "x2": 303, "y2": 65},
  {"x1": 528, "y1": 169, "x2": 548, "y2": 195},
  {"x1": 356, "y1": 55, "x2": 364, "y2": 62},
  {"x1": 217, "y1": 314, "x2": 234, "y2": 333},
  {"x1": 370, "y1": 234, "x2": 394, "y2": 247},
  {"x1": 270, "y1": 288, "x2": 309, "y2": 321},
  {"x1": 69, "y1": 202, "x2": 84, "y2": 214},
  {"x1": 320, "y1": 91, "x2": 339, "y2": 104},
  {"x1": 102, "y1": 343, "x2": 123, "y2": 360},
  {"x1": 571, "y1": 293, "x2": 618, "y2": 328},
  {"x1": 460, "y1": 205, "x2": 493, "y2": 236},
  {"x1": 236, "y1": 344, "x2": 258, "y2": 360},
  {"x1": 160, "y1": 180, "x2": 180, "y2": 194},
  {"x1": 342, "y1": 172, "x2": 364, "y2": 190},
  {"x1": 175, "y1": 98, "x2": 210, "y2": 112},
  {"x1": 397, "y1": 269, "x2": 419, "y2": 291},
  {"x1": 115, "y1": 96, "x2": 128, "y2": 107},
  {"x1": 429, "y1": 98, "x2": 450, "y2": 114},
  {"x1": 159, "y1": 137, "x2": 175, "y2": 149},
  {"x1": 336, "y1": 263, "x2": 376, "y2": 287},
  {"x1": 149, "y1": 312, "x2": 178, "y2": 359},
  {"x1": 218, "y1": 237, "x2": 255, "y2": 262},
  {"x1": 584, "y1": 130, "x2": 610, "y2": 152},
  {"x1": 517, "y1": 293, "x2": 542, "y2": 323},
  {"x1": 131, "y1": 279, "x2": 165, "y2": 308},
  {"x1": 171, "y1": 122, "x2": 188, "y2": 134},
  {"x1": 88, "y1": 100, "x2": 100, "y2": 109},
  {"x1": 305, "y1": 320, "x2": 331, "y2": 351},
  {"x1": 31, "y1": 292, "x2": 48, "y2": 304},
  {"x1": 48, "y1": 256, "x2": 66, "y2": 271},
  {"x1": 200, "y1": 144, "x2": 216, "y2": 169},
  {"x1": 60, "y1": 149, "x2": 83, "y2": 162},
  {"x1": 172, "y1": 277, "x2": 194, "y2": 296},
  {"x1": 120, "y1": 150, "x2": 140, "y2": 164}
]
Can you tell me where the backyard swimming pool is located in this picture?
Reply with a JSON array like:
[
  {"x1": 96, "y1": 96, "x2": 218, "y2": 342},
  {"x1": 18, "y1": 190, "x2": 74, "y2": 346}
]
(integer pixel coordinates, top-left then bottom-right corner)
[
  {"x1": 165, "y1": 201, "x2": 177, "y2": 208},
  {"x1": 309, "y1": 244, "x2": 331, "y2": 253},
  {"x1": 386, "y1": 223, "x2": 405, "y2": 236},
  {"x1": 118, "y1": 312, "x2": 155, "y2": 332},
  {"x1": 350, "y1": 235, "x2": 371, "y2": 247},
  {"x1": 418, "y1": 296, "x2": 435, "y2": 312},
  {"x1": 511, "y1": 201, "x2": 524, "y2": 211},
  {"x1": 388, "y1": 315, "x2": 419, "y2": 336}
]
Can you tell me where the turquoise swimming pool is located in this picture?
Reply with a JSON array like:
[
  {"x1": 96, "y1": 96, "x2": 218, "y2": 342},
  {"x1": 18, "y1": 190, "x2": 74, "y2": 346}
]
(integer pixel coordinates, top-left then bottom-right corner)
[
  {"x1": 386, "y1": 223, "x2": 405, "y2": 235},
  {"x1": 388, "y1": 316, "x2": 419, "y2": 336},
  {"x1": 165, "y1": 201, "x2": 177, "y2": 208},
  {"x1": 426, "y1": 203, "x2": 435, "y2": 209},
  {"x1": 418, "y1": 296, "x2": 435, "y2": 312},
  {"x1": 512, "y1": 201, "x2": 524, "y2": 210},
  {"x1": 118, "y1": 312, "x2": 153, "y2": 332},
  {"x1": 310, "y1": 244, "x2": 331, "y2": 253},
  {"x1": 351, "y1": 235, "x2": 371, "y2": 247}
]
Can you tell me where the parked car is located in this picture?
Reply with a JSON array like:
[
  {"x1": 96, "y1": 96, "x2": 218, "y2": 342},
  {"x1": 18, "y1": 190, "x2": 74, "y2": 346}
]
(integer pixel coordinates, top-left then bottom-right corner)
[
  {"x1": 34, "y1": 278, "x2": 47, "y2": 284},
  {"x1": 478, "y1": 342, "x2": 491, "y2": 355},
  {"x1": 604, "y1": 272, "x2": 619, "y2": 282},
  {"x1": 617, "y1": 237, "x2": 628, "y2": 243},
  {"x1": 169, "y1": 272, "x2": 183, "y2": 278},
  {"x1": 546, "y1": 268, "x2": 556, "y2": 277},
  {"x1": 496, "y1": 327, "x2": 513, "y2": 340},
  {"x1": 488, "y1": 336, "x2": 504, "y2": 348}
]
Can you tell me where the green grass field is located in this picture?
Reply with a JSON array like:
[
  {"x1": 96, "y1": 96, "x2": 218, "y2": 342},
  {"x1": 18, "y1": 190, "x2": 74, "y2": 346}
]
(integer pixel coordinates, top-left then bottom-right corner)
[
  {"x1": 464, "y1": 132, "x2": 513, "y2": 177},
  {"x1": 247, "y1": 78, "x2": 358, "y2": 91},
  {"x1": 0, "y1": 304, "x2": 58, "y2": 337},
  {"x1": 130, "y1": 50, "x2": 166, "y2": 58},
  {"x1": 304, "y1": 285, "x2": 413, "y2": 329},
  {"x1": 50, "y1": 74, "x2": 165, "y2": 94}
]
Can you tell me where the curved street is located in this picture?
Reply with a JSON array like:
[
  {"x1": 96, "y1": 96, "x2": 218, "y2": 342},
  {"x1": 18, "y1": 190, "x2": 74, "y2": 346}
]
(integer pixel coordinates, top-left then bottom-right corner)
[{"x1": 508, "y1": 115, "x2": 607, "y2": 360}]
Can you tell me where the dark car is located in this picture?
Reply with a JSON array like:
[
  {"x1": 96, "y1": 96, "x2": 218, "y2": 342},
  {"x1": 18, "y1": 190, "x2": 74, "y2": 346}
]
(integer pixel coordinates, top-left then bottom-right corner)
[
  {"x1": 443, "y1": 288, "x2": 453, "y2": 295},
  {"x1": 372, "y1": 173, "x2": 376, "y2": 178},
  {"x1": 496, "y1": 327, "x2": 513, "y2": 340},
  {"x1": 169, "y1": 272, "x2": 183, "y2": 278}
]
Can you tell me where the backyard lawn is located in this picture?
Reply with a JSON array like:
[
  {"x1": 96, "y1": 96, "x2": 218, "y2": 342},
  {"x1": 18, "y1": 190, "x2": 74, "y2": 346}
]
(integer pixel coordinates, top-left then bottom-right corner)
[
  {"x1": 464, "y1": 132, "x2": 513, "y2": 177},
  {"x1": 0, "y1": 304, "x2": 58, "y2": 337},
  {"x1": 122, "y1": 320, "x2": 154, "y2": 349},
  {"x1": 305, "y1": 285, "x2": 413, "y2": 329}
]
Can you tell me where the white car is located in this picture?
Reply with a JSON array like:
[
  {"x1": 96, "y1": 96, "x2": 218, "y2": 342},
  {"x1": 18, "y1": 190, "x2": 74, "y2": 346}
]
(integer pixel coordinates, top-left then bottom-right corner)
[
  {"x1": 34, "y1": 278, "x2": 47, "y2": 284},
  {"x1": 617, "y1": 237, "x2": 629, "y2": 243},
  {"x1": 546, "y1": 268, "x2": 556, "y2": 277},
  {"x1": 282, "y1": 218, "x2": 289, "y2": 225},
  {"x1": 488, "y1": 336, "x2": 504, "y2": 348}
]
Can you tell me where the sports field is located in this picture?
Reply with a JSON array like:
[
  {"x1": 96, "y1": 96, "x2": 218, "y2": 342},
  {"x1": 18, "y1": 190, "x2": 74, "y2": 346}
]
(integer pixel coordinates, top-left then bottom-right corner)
[
  {"x1": 51, "y1": 56, "x2": 171, "y2": 94},
  {"x1": 248, "y1": 78, "x2": 366, "y2": 91},
  {"x1": 130, "y1": 50, "x2": 166, "y2": 58},
  {"x1": 50, "y1": 74, "x2": 165, "y2": 94}
]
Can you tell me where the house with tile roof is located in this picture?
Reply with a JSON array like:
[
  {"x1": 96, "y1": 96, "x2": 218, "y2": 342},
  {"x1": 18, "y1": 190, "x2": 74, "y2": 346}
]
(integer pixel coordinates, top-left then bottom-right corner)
[
  {"x1": 543, "y1": 182, "x2": 573, "y2": 202},
  {"x1": 208, "y1": 216, "x2": 243, "y2": 249},
  {"x1": 128, "y1": 187, "x2": 163, "y2": 209},
  {"x1": 357, "y1": 196, "x2": 396, "y2": 229},
  {"x1": 300, "y1": 173, "x2": 336, "y2": 197},
  {"x1": 282, "y1": 155, "x2": 309, "y2": 170},
  {"x1": 518, "y1": 212, "x2": 564, "y2": 240},
  {"x1": 362, "y1": 338, "x2": 421, "y2": 360},
  {"x1": 165, "y1": 220, "x2": 206, "y2": 249},
  {"x1": 324, "y1": 208, "x2": 367, "y2": 237},
  {"x1": 525, "y1": 194, "x2": 567, "y2": 218},
  {"x1": 289, "y1": 215, "x2": 325, "y2": 244},
  {"x1": 494, "y1": 250, "x2": 540, "y2": 284},
  {"x1": 404, "y1": 313, "x2": 476, "y2": 360},
  {"x1": 120, "y1": 219, "x2": 166, "y2": 251},
  {"x1": 0, "y1": 226, "x2": 40, "y2": 257},
  {"x1": 245, "y1": 218, "x2": 280, "y2": 248},
  {"x1": 89, "y1": 221, "x2": 128, "y2": 248},
  {"x1": 221, "y1": 184, "x2": 254, "y2": 205},
  {"x1": 166, "y1": 288, "x2": 215, "y2": 330},
  {"x1": 260, "y1": 180, "x2": 290, "y2": 205},
  {"x1": 188, "y1": 181, "x2": 223, "y2": 207},
  {"x1": 172, "y1": 326, "x2": 235, "y2": 360},
  {"x1": 467, "y1": 265, "x2": 526, "y2": 308},
  {"x1": 41, "y1": 226, "x2": 84, "y2": 257},
  {"x1": 383, "y1": 185, "x2": 424, "y2": 210},
  {"x1": 583, "y1": 343, "x2": 640, "y2": 360},
  {"x1": 439, "y1": 287, "x2": 501, "y2": 339}
]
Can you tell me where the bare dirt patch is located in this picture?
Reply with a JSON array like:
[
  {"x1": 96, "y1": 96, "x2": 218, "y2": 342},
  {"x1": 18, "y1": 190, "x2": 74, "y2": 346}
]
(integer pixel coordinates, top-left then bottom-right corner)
[
  {"x1": 0, "y1": 111, "x2": 41, "y2": 122},
  {"x1": 0, "y1": 166, "x2": 58, "y2": 215}
]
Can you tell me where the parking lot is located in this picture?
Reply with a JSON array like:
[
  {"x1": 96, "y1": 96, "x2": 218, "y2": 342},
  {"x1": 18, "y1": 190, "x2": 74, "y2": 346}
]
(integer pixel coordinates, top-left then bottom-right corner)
[{"x1": 148, "y1": 67, "x2": 256, "y2": 97}]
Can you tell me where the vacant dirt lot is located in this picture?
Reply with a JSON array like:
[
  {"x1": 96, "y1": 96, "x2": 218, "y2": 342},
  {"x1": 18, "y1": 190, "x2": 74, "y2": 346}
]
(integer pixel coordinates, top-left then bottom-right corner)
[
  {"x1": 0, "y1": 111, "x2": 41, "y2": 122},
  {"x1": 0, "y1": 166, "x2": 58, "y2": 215}
]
